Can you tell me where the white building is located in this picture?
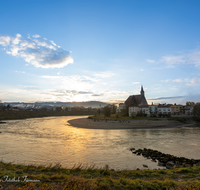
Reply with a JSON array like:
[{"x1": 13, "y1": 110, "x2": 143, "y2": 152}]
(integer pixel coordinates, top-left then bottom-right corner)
[{"x1": 158, "y1": 104, "x2": 171, "y2": 115}]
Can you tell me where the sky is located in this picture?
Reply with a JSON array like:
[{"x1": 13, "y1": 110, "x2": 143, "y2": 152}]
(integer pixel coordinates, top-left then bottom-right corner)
[{"x1": 1, "y1": 0, "x2": 200, "y2": 104}]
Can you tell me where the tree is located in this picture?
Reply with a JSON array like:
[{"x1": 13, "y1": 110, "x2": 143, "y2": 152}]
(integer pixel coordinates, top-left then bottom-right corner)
[
  {"x1": 111, "y1": 104, "x2": 117, "y2": 114},
  {"x1": 103, "y1": 106, "x2": 111, "y2": 117},
  {"x1": 136, "y1": 110, "x2": 143, "y2": 117},
  {"x1": 131, "y1": 112, "x2": 136, "y2": 118},
  {"x1": 186, "y1": 101, "x2": 195, "y2": 107},
  {"x1": 149, "y1": 107, "x2": 153, "y2": 116},
  {"x1": 155, "y1": 107, "x2": 158, "y2": 115},
  {"x1": 56, "y1": 107, "x2": 62, "y2": 112},
  {"x1": 0, "y1": 100, "x2": 3, "y2": 111},
  {"x1": 193, "y1": 103, "x2": 200, "y2": 118}
]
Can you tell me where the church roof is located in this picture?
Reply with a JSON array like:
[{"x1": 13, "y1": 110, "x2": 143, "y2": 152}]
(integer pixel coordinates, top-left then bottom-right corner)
[{"x1": 125, "y1": 94, "x2": 142, "y2": 107}]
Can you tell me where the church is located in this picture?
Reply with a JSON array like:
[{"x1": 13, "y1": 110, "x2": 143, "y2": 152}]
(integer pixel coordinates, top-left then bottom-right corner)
[
  {"x1": 125, "y1": 86, "x2": 149, "y2": 116},
  {"x1": 125, "y1": 86, "x2": 148, "y2": 107},
  {"x1": 125, "y1": 86, "x2": 172, "y2": 116}
]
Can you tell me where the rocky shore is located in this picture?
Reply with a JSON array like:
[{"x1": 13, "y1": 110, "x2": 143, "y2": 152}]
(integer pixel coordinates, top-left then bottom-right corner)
[
  {"x1": 130, "y1": 148, "x2": 200, "y2": 169},
  {"x1": 68, "y1": 117, "x2": 195, "y2": 130}
]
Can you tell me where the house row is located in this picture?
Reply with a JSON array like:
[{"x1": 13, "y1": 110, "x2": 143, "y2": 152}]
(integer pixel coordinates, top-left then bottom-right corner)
[
  {"x1": 129, "y1": 103, "x2": 172, "y2": 116},
  {"x1": 120, "y1": 86, "x2": 193, "y2": 117}
]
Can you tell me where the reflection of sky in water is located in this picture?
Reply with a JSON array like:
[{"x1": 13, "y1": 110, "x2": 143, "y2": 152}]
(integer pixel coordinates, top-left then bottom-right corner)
[{"x1": 0, "y1": 116, "x2": 200, "y2": 170}]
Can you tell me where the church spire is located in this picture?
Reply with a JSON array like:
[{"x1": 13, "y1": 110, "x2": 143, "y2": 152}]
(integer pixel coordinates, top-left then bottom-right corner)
[{"x1": 140, "y1": 85, "x2": 144, "y2": 96}]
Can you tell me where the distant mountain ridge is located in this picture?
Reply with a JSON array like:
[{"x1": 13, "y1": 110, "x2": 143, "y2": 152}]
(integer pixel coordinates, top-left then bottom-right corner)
[{"x1": 3, "y1": 101, "x2": 109, "y2": 108}]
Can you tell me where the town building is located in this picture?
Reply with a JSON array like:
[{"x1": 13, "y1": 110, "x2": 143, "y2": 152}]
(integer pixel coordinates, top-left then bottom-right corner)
[
  {"x1": 126, "y1": 86, "x2": 173, "y2": 117},
  {"x1": 118, "y1": 103, "x2": 125, "y2": 113},
  {"x1": 125, "y1": 86, "x2": 149, "y2": 116}
]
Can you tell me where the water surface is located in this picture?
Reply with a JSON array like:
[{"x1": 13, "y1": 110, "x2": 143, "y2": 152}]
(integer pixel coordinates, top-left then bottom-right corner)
[{"x1": 0, "y1": 116, "x2": 200, "y2": 170}]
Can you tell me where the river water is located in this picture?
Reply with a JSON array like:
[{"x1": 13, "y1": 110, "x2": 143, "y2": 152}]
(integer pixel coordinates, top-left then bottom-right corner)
[{"x1": 0, "y1": 116, "x2": 200, "y2": 170}]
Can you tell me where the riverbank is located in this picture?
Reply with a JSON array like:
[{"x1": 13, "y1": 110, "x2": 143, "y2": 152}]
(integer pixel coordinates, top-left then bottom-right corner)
[
  {"x1": 68, "y1": 117, "x2": 195, "y2": 130},
  {"x1": 0, "y1": 161, "x2": 200, "y2": 189},
  {"x1": 0, "y1": 110, "x2": 93, "y2": 121}
]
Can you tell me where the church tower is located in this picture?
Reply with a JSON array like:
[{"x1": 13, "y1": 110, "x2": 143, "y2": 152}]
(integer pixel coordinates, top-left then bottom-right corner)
[{"x1": 140, "y1": 85, "x2": 144, "y2": 97}]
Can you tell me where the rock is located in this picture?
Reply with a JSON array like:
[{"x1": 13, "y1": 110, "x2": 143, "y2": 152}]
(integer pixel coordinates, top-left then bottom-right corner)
[
  {"x1": 166, "y1": 161, "x2": 175, "y2": 169},
  {"x1": 185, "y1": 164, "x2": 191, "y2": 167},
  {"x1": 175, "y1": 161, "x2": 180, "y2": 168},
  {"x1": 151, "y1": 159, "x2": 157, "y2": 162},
  {"x1": 158, "y1": 162, "x2": 165, "y2": 166},
  {"x1": 143, "y1": 164, "x2": 148, "y2": 168}
]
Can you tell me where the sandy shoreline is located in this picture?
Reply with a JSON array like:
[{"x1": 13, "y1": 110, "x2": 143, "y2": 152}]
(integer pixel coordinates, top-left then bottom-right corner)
[{"x1": 68, "y1": 118, "x2": 195, "y2": 130}]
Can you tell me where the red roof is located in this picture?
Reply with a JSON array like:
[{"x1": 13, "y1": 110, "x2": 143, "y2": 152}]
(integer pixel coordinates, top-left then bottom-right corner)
[
  {"x1": 125, "y1": 94, "x2": 142, "y2": 107},
  {"x1": 134, "y1": 95, "x2": 142, "y2": 105}
]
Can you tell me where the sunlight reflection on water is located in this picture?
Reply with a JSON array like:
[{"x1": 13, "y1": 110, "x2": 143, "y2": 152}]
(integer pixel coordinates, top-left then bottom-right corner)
[{"x1": 0, "y1": 116, "x2": 200, "y2": 170}]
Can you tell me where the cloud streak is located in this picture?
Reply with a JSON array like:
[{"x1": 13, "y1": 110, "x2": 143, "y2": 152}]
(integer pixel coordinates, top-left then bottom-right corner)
[
  {"x1": 147, "y1": 49, "x2": 200, "y2": 68},
  {"x1": 148, "y1": 96, "x2": 184, "y2": 100},
  {"x1": 173, "y1": 78, "x2": 200, "y2": 86},
  {"x1": 0, "y1": 33, "x2": 74, "y2": 68}
]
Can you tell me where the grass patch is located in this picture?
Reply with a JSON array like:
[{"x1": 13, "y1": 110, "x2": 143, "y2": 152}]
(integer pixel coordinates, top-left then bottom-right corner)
[{"x1": 1, "y1": 161, "x2": 200, "y2": 189}]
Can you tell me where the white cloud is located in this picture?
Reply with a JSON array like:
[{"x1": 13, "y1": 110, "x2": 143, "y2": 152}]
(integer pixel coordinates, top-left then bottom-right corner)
[
  {"x1": 0, "y1": 33, "x2": 74, "y2": 68},
  {"x1": 32, "y1": 34, "x2": 41, "y2": 38},
  {"x1": 132, "y1": 82, "x2": 140, "y2": 84},
  {"x1": 161, "y1": 79, "x2": 171, "y2": 82},
  {"x1": 50, "y1": 40, "x2": 57, "y2": 46},
  {"x1": 146, "y1": 59, "x2": 155, "y2": 63},
  {"x1": 173, "y1": 79, "x2": 182, "y2": 83},
  {"x1": 187, "y1": 51, "x2": 200, "y2": 67},
  {"x1": 40, "y1": 75, "x2": 94, "y2": 90},
  {"x1": 161, "y1": 55, "x2": 185, "y2": 65},
  {"x1": 152, "y1": 49, "x2": 200, "y2": 68},
  {"x1": 185, "y1": 78, "x2": 200, "y2": 86},
  {"x1": 93, "y1": 71, "x2": 115, "y2": 78},
  {"x1": 173, "y1": 78, "x2": 200, "y2": 86},
  {"x1": 0, "y1": 36, "x2": 12, "y2": 46},
  {"x1": 140, "y1": 69, "x2": 144, "y2": 71},
  {"x1": 15, "y1": 71, "x2": 25, "y2": 74}
]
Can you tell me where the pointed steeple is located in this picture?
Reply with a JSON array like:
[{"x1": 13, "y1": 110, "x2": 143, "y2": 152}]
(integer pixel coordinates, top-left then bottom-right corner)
[{"x1": 140, "y1": 85, "x2": 144, "y2": 96}]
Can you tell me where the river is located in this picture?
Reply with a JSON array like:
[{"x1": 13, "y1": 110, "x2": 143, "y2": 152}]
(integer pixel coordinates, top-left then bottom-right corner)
[{"x1": 0, "y1": 116, "x2": 200, "y2": 170}]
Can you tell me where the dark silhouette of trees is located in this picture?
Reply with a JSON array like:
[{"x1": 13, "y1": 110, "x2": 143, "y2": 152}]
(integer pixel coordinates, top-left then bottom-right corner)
[
  {"x1": 193, "y1": 103, "x2": 200, "y2": 118},
  {"x1": 186, "y1": 101, "x2": 195, "y2": 107},
  {"x1": 103, "y1": 106, "x2": 111, "y2": 117}
]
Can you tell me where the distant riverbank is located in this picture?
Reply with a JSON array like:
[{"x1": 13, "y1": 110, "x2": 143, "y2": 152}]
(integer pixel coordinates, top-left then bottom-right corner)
[
  {"x1": 68, "y1": 117, "x2": 195, "y2": 130},
  {"x1": 0, "y1": 110, "x2": 94, "y2": 121}
]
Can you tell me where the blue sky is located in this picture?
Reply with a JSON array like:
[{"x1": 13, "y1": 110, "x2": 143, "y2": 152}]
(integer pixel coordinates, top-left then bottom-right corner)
[{"x1": 1, "y1": 0, "x2": 200, "y2": 104}]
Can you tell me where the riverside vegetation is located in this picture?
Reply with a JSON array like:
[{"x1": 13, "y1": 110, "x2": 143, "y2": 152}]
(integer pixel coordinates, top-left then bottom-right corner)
[
  {"x1": 0, "y1": 161, "x2": 200, "y2": 189},
  {"x1": 89, "y1": 114, "x2": 196, "y2": 124}
]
